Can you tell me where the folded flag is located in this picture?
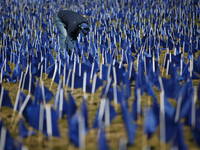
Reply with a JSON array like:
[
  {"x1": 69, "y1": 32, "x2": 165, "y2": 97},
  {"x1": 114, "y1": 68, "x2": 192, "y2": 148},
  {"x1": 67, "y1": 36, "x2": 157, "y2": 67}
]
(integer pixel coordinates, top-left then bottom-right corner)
[
  {"x1": 43, "y1": 83, "x2": 54, "y2": 103},
  {"x1": 46, "y1": 62, "x2": 56, "y2": 79},
  {"x1": 21, "y1": 72, "x2": 35, "y2": 95},
  {"x1": 168, "y1": 62, "x2": 180, "y2": 81},
  {"x1": 0, "y1": 118, "x2": 15, "y2": 150},
  {"x1": 98, "y1": 127, "x2": 110, "y2": 150},
  {"x1": 193, "y1": 58, "x2": 200, "y2": 75},
  {"x1": 42, "y1": 105, "x2": 60, "y2": 139},
  {"x1": 18, "y1": 118, "x2": 35, "y2": 138},
  {"x1": 100, "y1": 64, "x2": 109, "y2": 81},
  {"x1": 128, "y1": 61, "x2": 136, "y2": 82},
  {"x1": 92, "y1": 98, "x2": 117, "y2": 128},
  {"x1": 198, "y1": 82, "x2": 200, "y2": 101},
  {"x1": 80, "y1": 97, "x2": 88, "y2": 133},
  {"x1": 32, "y1": 80, "x2": 53, "y2": 104},
  {"x1": 1, "y1": 71, "x2": 13, "y2": 83},
  {"x1": 24, "y1": 104, "x2": 60, "y2": 138},
  {"x1": 144, "y1": 105, "x2": 159, "y2": 139},
  {"x1": 23, "y1": 104, "x2": 41, "y2": 130},
  {"x1": 68, "y1": 111, "x2": 85, "y2": 148},
  {"x1": 15, "y1": 91, "x2": 32, "y2": 114},
  {"x1": 0, "y1": 59, "x2": 11, "y2": 74},
  {"x1": 162, "y1": 78, "x2": 183, "y2": 99},
  {"x1": 121, "y1": 100, "x2": 138, "y2": 145},
  {"x1": 67, "y1": 91, "x2": 77, "y2": 124},
  {"x1": 165, "y1": 114, "x2": 180, "y2": 143},
  {"x1": 179, "y1": 63, "x2": 199, "y2": 81},
  {"x1": 192, "y1": 127, "x2": 200, "y2": 147},
  {"x1": 91, "y1": 73, "x2": 104, "y2": 93},
  {"x1": 32, "y1": 80, "x2": 43, "y2": 105},
  {"x1": 11, "y1": 52, "x2": 18, "y2": 64},
  {"x1": 171, "y1": 124, "x2": 188, "y2": 150},
  {"x1": 131, "y1": 94, "x2": 143, "y2": 121},
  {"x1": 12, "y1": 62, "x2": 22, "y2": 83},
  {"x1": 55, "y1": 88, "x2": 68, "y2": 119},
  {"x1": 19, "y1": 54, "x2": 27, "y2": 71},
  {"x1": 0, "y1": 86, "x2": 13, "y2": 109}
]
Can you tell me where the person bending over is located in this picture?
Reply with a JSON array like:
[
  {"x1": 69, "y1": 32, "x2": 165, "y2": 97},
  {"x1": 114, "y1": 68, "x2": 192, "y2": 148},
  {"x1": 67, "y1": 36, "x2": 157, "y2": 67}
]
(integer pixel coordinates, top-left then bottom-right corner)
[{"x1": 54, "y1": 9, "x2": 90, "y2": 57}]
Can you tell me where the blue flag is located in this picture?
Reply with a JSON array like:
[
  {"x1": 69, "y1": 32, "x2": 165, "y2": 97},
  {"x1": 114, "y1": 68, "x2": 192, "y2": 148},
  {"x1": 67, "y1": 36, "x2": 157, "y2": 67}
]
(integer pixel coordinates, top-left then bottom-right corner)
[
  {"x1": 32, "y1": 80, "x2": 43, "y2": 105},
  {"x1": 81, "y1": 98, "x2": 88, "y2": 133},
  {"x1": 42, "y1": 106, "x2": 60, "y2": 139},
  {"x1": 121, "y1": 100, "x2": 137, "y2": 145},
  {"x1": 144, "y1": 105, "x2": 159, "y2": 139},
  {"x1": 55, "y1": 88, "x2": 68, "y2": 119},
  {"x1": 98, "y1": 127, "x2": 110, "y2": 150},
  {"x1": 192, "y1": 127, "x2": 200, "y2": 147},
  {"x1": 68, "y1": 111, "x2": 80, "y2": 147},
  {"x1": 12, "y1": 63, "x2": 22, "y2": 83},
  {"x1": 0, "y1": 119, "x2": 15, "y2": 150},
  {"x1": 198, "y1": 82, "x2": 200, "y2": 101},
  {"x1": 18, "y1": 118, "x2": 35, "y2": 138},
  {"x1": 172, "y1": 124, "x2": 188, "y2": 150},
  {"x1": 0, "y1": 86, "x2": 13, "y2": 109},
  {"x1": 92, "y1": 99, "x2": 117, "y2": 128},
  {"x1": 68, "y1": 91, "x2": 77, "y2": 124}
]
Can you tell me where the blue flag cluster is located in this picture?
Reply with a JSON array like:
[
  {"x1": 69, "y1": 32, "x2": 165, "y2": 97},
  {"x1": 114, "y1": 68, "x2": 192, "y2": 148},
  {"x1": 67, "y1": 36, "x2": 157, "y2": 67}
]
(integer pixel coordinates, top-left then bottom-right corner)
[{"x1": 0, "y1": 0, "x2": 200, "y2": 149}]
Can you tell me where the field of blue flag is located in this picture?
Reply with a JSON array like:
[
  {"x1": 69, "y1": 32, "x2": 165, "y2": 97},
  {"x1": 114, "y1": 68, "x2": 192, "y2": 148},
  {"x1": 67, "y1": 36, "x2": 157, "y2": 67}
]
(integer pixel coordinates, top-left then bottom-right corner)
[{"x1": 0, "y1": 0, "x2": 200, "y2": 149}]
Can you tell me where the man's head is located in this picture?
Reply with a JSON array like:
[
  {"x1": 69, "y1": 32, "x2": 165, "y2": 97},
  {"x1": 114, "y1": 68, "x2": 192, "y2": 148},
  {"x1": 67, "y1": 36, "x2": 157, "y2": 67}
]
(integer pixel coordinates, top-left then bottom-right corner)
[{"x1": 80, "y1": 23, "x2": 89, "y2": 37}]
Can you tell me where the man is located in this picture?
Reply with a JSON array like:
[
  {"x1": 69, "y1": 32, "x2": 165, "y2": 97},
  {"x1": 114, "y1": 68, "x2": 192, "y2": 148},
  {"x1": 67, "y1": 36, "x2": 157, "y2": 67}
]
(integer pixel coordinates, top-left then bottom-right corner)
[{"x1": 54, "y1": 9, "x2": 90, "y2": 57}]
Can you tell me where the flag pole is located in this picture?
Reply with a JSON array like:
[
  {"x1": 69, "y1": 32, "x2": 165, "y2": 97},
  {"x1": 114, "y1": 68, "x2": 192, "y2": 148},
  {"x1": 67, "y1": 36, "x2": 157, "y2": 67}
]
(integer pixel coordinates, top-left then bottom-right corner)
[
  {"x1": 142, "y1": 106, "x2": 148, "y2": 150},
  {"x1": 83, "y1": 71, "x2": 87, "y2": 97},
  {"x1": 105, "y1": 97, "x2": 110, "y2": 140},
  {"x1": 50, "y1": 61, "x2": 58, "y2": 90},
  {"x1": 65, "y1": 68, "x2": 72, "y2": 94},
  {"x1": 26, "y1": 126, "x2": 34, "y2": 143},
  {"x1": 158, "y1": 76, "x2": 166, "y2": 150},
  {"x1": 12, "y1": 94, "x2": 31, "y2": 131},
  {"x1": 90, "y1": 73, "x2": 97, "y2": 105},
  {"x1": 0, "y1": 87, "x2": 4, "y2": 110},
  {"x1": 63, "y1": 62, "x2": 66, "y2": 89},
  {"x1": 11, "y1": 72, "x2": 24, "y2": 124},
  {"x1": 38, "y1": 103, "x2": 44, "y2": 147},
  {"x1": 46, "y1": 104, "x2": 53, "y2": 149},
  {"x1": 192, "y1": 86, "x2": 197, "y2": 129},
  {"x1": 137, "y1": 88, "x2": 141, "y2": 125},
  {"x1": 112, "y1": 65, "x2": 119, "y2": 111},
  {"x1": 58, "y1": 88, "x2": 64, "y2": 120}
]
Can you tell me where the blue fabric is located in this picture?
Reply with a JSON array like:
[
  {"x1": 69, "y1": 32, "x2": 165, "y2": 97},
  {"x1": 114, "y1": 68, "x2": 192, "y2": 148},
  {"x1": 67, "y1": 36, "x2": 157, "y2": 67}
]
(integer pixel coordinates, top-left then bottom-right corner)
[
  {"x1": 19, "y1": 118, "x2": 35, "y2": 138},
  {"x1": 121, "y1": 100, "x2": 138, "y2": 145},
  {"x1": 98, "y1": 128, "x2": 110, "y2": 150}
]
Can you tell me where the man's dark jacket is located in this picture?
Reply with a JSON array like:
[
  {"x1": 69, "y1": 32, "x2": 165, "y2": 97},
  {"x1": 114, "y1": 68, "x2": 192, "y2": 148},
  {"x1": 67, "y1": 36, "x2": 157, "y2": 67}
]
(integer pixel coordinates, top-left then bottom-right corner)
[{"x1": 57, "y1": 10, "x2": 89, "y2": 39}]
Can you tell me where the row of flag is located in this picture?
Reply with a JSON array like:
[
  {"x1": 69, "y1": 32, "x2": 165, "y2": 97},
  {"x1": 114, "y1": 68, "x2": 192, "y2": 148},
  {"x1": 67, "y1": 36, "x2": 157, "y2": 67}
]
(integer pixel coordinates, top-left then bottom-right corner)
[{"x1": 0, "y1": 0, "x2": 200, "y2": 149}]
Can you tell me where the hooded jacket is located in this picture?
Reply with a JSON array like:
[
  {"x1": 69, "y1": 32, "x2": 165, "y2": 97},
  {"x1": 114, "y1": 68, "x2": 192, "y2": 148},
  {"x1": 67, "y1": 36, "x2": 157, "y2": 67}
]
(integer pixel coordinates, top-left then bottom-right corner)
[{"x1": 57, "y1": 10, "x2": 89, "y2": 40}]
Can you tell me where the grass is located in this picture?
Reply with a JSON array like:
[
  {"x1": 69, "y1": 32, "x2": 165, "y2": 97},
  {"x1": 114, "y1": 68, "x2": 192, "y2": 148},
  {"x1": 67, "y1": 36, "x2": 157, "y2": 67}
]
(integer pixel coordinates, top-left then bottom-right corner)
[
  {"x1": 1, "y1": 3, "x2": 200, "y2": 148},
  {"x1": 0, "y1": 47, "x2": 200, "y2": 150}
]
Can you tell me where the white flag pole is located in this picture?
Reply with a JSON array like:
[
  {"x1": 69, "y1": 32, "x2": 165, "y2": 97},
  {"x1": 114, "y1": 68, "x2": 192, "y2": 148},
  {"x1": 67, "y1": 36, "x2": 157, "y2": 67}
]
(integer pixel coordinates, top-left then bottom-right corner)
[
  {"x1": 0, "y1": 87, "x2": 4, "y2": 110},
  {"x1": 192, "y1": 86, "x2": 197, "y2": 128},
  {"x1": 59, "y1": 89, "x2": 64, "y2": 120},
  {"x1": 83, "y1": 71, "x2": 87, "y2": 94},
  {"x1": 175, "y1": 94, "x2": 182, "y2": 123},
  {"x1": 46, "y1": 104, "x2": 53, "y2": 143},
  {"x1": 50, "y1": 61, "x2": 58, "y2": 90},
  {"x1": 159, "y1": 76, "x2": 166, "y2": 150},
  {"x1": 0, "y1": 126, "x2": 7, "y2": 150},
  {"x1": 78, "y1": 112, "x2": 85, "y2": 150},
  {"x1": 90, "y1": 73, "x2": 97, "y2": 105}
]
